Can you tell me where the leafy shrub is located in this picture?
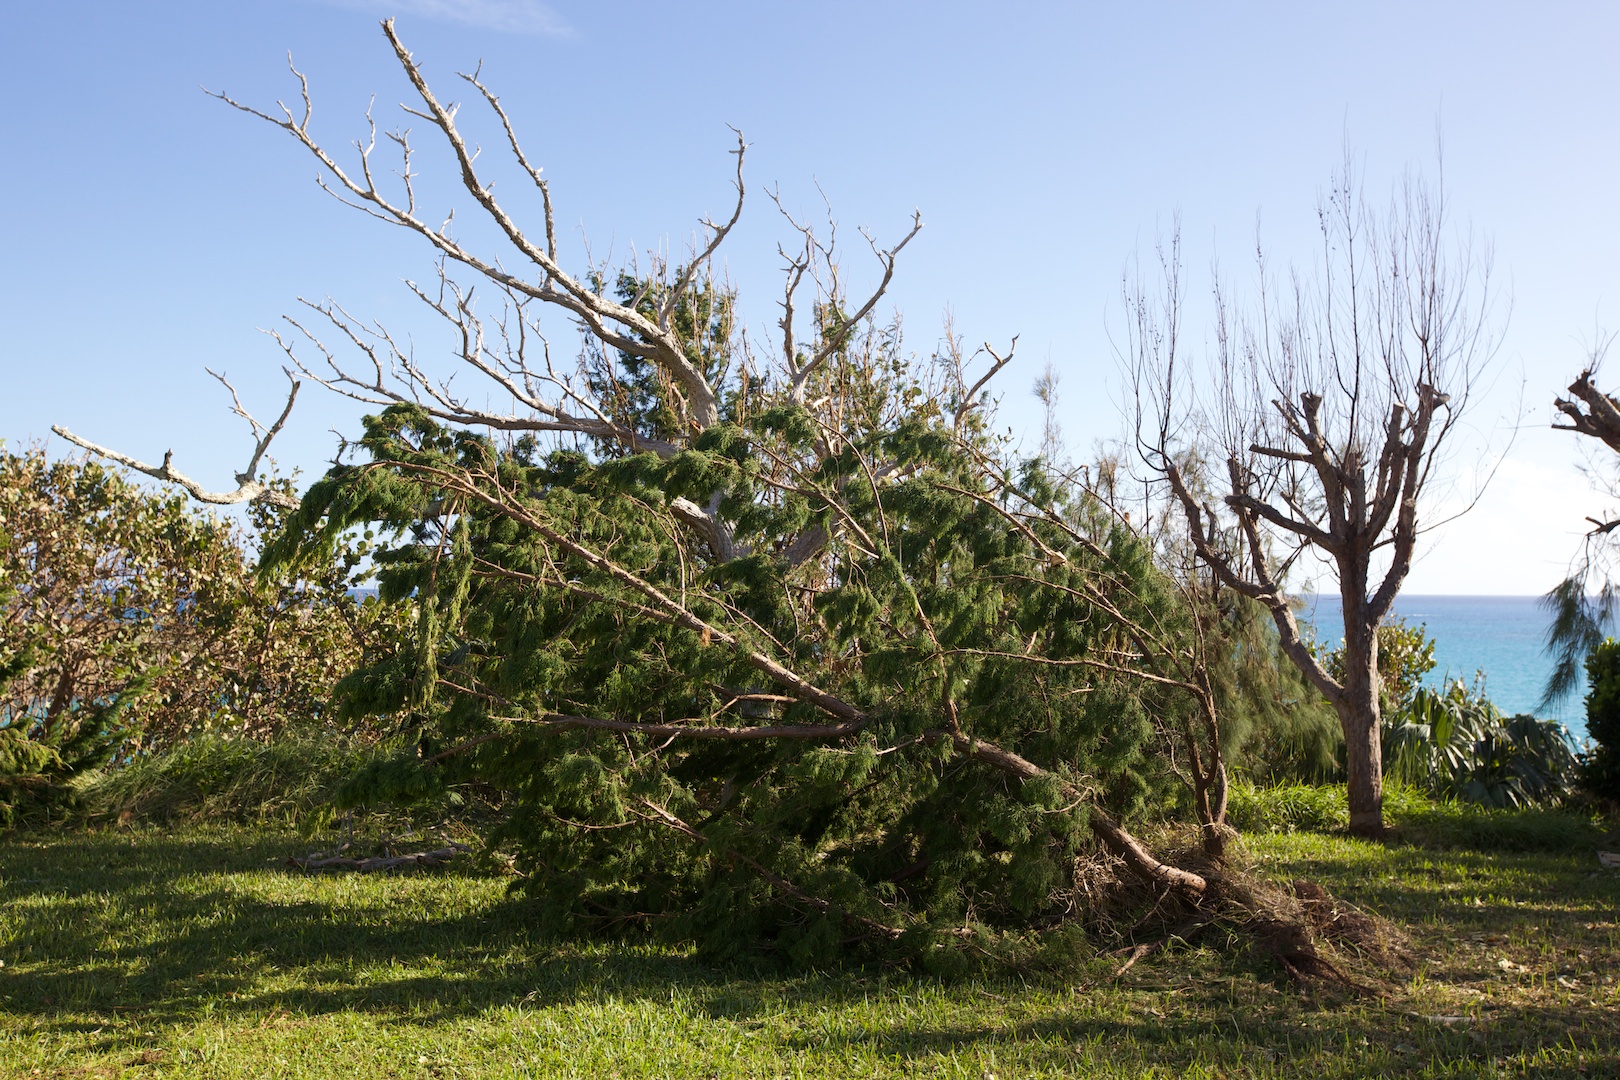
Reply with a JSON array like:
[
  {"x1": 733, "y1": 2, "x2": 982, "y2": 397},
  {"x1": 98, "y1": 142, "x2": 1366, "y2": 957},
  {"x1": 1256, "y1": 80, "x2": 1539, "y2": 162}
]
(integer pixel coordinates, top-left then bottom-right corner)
[
  {"x1": 1321, "y1": 616, "x2": 1437, "y2": 714},
  {"x1": 1383, "y1": 681, "x2": 1580, "y2": 807},
  {"x1": 1226, "y1": 780, "x2": 1346, "y2": 833},
  {"x1": 0, "y1": 446, "x2": 411, "y2": 760},
  {"x1": 0, "y1": 524, "x2": 138, "y2": 824},
  {"x1": 1582, "y1": 639, "x2": 1620, "y2": 802}
]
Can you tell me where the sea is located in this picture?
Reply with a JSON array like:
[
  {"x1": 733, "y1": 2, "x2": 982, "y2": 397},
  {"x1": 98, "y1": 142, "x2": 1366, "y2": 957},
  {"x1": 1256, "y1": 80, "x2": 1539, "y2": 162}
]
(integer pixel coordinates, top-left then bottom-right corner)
[{"x1": 1298, "y1": 595, "x2": 1589, "y2": 740}]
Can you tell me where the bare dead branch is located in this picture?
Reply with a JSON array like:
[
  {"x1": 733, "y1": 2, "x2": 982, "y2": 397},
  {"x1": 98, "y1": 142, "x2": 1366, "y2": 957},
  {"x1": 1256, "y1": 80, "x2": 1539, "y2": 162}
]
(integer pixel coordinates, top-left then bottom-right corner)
[
  {"x1": 955, "y1": 338, "x2": 1018, "y2": 428},
  {"x1": 785, "y1": 209, "x2": 923, "y2": 404},
  {"x1": 1555, "y1": 369, "x2": 1620, "y2": 455},
  {"x1": 52, "y1": 373, "x2": 302, "y2": 509}
]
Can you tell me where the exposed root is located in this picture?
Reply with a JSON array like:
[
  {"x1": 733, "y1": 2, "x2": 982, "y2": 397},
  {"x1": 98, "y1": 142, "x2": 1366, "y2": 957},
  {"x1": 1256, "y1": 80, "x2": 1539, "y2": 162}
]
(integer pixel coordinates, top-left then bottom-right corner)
[
  {"x1": 1200, "y1": 869, "x2": 1368, "y2": 989},
  {"x1": 1292, "y1": 879, "x2": 1415, "y2": 970},
  {"x1": 1073, "y1": 837, "x2": 1406, "y2": 992},
  {"x1": 1247, "y1": 911, "x2": 1363, "y2": 988}
]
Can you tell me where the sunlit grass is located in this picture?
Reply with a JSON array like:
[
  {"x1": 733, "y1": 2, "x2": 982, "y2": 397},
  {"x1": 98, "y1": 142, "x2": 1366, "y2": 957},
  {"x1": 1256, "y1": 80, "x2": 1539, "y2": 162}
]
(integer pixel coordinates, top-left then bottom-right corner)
[{"x1": 0, "y1": 822, "x2": 1615, "y2": 1078}]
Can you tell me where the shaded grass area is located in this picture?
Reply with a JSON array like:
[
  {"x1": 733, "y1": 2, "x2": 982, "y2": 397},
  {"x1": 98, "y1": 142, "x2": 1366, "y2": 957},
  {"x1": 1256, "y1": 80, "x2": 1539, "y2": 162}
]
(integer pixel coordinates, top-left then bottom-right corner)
[{"x1": 0, "y1": 824, "x2": 1615, "y2": 1078}]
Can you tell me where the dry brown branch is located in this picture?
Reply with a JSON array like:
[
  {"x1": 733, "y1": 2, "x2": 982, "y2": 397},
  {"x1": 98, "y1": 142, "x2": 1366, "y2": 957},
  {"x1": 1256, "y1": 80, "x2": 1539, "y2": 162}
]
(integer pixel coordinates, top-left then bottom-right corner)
[
  {"x1": 187, "y1": 19, "x2": 744, "y2": 469},
  {"x1": 1554, "y1": 369, "x2": 1620, "y2": 454},
  {"x1": 493, "y1": 711, "x2": 866, "y2": 741}
]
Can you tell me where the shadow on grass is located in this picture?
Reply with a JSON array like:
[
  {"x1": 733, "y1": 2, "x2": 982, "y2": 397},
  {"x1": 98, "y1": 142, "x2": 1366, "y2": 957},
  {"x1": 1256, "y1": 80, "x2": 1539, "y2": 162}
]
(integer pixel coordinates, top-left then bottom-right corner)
[
  {"x1": 0, "y1": 829, "x2": 742, "y2": 1028},
  {"x1": 1388, "y1": 805, "x2": 1613, "y2": 854},
  {"x1": 772, "y1": 998, "x2": 1617, "y2": 1078},
  {"x1": 1, "y1": 826, "x2": 1616, "y2": 1078}
]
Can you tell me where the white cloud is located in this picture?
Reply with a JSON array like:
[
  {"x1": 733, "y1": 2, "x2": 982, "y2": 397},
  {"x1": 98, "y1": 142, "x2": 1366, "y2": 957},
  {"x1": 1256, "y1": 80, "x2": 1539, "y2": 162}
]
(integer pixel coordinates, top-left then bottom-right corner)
[
  {"x1": 318, "y1": 0, "x2": 570, "y2": 37},
  {"x1": 1402, "y1": 453, "x2": 1601, "y2": 595}
]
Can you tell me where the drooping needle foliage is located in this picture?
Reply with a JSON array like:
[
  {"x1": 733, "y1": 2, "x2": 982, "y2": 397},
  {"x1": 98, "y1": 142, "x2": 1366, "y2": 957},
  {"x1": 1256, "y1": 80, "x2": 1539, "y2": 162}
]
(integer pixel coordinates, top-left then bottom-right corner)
[{"x1": 265, "y1": 376, "x2": 1222, "y2": 964}]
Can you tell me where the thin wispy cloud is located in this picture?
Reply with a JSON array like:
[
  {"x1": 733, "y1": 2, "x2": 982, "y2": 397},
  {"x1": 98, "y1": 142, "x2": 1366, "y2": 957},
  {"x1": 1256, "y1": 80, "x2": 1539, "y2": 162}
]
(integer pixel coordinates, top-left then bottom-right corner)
[{"x1": 318, "y1": 0, "x2": 571, "y2": 37}]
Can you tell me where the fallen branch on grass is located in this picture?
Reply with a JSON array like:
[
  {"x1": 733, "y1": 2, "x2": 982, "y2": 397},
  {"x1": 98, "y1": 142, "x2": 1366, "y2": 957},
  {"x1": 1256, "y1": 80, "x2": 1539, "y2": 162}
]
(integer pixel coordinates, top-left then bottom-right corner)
[
  {"x1": 287, "y1": 842, "x2": 469, "y2": 872},
  {"x1": 1109, "y1": 915, "x2": 1217, "y2": 977}
]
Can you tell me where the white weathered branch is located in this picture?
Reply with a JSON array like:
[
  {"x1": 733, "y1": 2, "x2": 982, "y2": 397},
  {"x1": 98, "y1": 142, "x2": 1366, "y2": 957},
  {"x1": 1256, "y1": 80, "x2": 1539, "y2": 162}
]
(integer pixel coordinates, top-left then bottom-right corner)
[
  {"x1": 211, "y1": 20, "x2": 728, "y2": 433},
  {"x1": 52, "y1": 373, "x2": 302, "y2": 509}
]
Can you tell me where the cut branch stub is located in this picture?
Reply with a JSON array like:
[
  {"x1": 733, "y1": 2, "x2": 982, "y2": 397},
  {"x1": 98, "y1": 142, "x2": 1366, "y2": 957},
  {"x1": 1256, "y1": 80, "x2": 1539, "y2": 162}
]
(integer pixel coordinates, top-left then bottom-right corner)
[{"x1": 1554, "y1": 370, "x2": 1620, "y2": 454}]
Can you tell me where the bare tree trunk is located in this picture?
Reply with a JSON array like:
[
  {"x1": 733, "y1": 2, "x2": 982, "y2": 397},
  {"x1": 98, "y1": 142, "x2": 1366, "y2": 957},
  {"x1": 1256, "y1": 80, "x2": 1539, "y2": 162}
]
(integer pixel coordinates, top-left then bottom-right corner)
[
  {"x1": 1339, "y1": 584, "x2": 1385, "y2": 836},
  {"x1": 1179, "y1": 677, "x2": 1230, "y2": 859},
  {"x1": 1193, "y1": 693, "x2": 1230, "y2": 858},
  {"x1": 1342, "y1": 691, "x2": 1384, "y2": 836}
]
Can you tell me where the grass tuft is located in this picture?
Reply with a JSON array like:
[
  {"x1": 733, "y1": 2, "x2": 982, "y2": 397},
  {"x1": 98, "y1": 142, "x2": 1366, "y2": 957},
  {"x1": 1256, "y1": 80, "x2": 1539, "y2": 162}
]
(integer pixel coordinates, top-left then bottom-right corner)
[
  {"x1": 74, "y1": 734, "x2": 371, "y2": 828},
  {"x1": 1226, "y1": 780, "x2": 1347, "y2": 833}
]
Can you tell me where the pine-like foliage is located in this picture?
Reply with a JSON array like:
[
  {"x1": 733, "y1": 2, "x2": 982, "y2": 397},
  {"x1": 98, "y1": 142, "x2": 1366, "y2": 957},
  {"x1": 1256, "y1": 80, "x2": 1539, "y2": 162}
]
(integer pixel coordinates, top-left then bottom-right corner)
[
  {"x1": 266, "y1": 394, "x2": 1208, "y2": 965},
  {"x1": 1207, "y1": 594, "x2": 1342, "y2": 784},
  {"x1": 137, "y1": 24, "x2": 1236, "y2": 962}
]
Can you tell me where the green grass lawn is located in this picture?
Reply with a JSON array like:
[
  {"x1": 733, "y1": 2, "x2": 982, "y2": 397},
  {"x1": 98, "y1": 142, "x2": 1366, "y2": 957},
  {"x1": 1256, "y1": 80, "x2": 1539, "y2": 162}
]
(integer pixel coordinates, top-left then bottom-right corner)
[{"x1": 0, "y1": 823, "x2": 1615, "y2": 1078}]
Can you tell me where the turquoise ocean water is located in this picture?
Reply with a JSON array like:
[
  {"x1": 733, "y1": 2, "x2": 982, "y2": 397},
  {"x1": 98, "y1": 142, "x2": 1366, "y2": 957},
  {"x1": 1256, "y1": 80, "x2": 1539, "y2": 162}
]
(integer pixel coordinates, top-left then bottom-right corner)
[{"x1": 1299, "y1": 595, "x2": 1589, "y2": 741}]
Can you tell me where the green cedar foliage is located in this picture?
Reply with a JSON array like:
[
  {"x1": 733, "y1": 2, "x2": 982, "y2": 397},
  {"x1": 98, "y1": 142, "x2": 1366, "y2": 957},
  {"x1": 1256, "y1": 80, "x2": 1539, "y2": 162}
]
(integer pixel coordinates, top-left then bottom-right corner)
[
  {"x1": 583, "y1": 273, "x2": 739, "y2": 447},
  {"x1": 267, "y1": 396, "x2": 1205, "y2": 965},
  {"x1": 1207, "y1": 595, "x2": 1342, "y2": 784}
]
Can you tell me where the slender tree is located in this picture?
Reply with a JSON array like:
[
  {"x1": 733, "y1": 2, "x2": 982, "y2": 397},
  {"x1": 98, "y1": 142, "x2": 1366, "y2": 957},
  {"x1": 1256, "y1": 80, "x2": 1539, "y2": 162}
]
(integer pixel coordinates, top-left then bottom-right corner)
[{"x1": 1131, "y1": 163, "x2": 1501, "y2": 836}]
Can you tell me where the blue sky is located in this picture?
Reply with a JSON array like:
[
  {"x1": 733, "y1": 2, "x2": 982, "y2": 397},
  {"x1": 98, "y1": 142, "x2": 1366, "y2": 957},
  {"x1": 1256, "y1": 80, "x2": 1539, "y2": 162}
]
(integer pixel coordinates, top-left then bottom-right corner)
[{"x1": 4, "y1": 1, "x2": 1618, "y2": 593}]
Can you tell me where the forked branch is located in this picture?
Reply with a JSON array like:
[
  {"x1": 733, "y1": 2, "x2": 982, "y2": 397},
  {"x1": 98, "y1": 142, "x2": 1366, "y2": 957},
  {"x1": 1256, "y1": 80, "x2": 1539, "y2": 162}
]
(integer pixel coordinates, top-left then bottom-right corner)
[{"x1": 53, "y1": 372, "x2": 301, "y2": 509}]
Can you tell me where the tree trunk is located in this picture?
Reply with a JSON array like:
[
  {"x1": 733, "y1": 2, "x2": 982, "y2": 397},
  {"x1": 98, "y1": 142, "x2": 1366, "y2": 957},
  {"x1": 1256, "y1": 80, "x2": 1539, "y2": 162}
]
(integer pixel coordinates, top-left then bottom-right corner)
[
  {"x1": 1195, "y1": 686, "x2": 1230, "y2": 858},
  {"x1": 1341, "y1": 689, "x2": 1384, "y2": 836},
  {"x1": 1338, "y1": 591, "x2": 1385, "y2": 837}
]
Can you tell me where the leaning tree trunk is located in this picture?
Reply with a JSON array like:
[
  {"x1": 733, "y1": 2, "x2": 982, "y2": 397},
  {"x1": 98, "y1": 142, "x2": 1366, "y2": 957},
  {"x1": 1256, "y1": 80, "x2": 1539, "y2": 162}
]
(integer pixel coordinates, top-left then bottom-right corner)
[{"x1": 1338, "y1": 589, "x2": 1385, "y2": 837}]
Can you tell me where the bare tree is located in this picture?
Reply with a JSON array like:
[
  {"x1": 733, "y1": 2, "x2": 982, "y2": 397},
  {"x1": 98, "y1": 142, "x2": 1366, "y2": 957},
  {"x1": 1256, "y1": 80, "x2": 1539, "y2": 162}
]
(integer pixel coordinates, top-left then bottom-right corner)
[
  {"x1": 1131, "y1": 163, "x2": 1501, "y2": 836},
  {"x1": 1543, "y1": 359, "x2": 1620, "y2": 703},
  {"x1": 52, "y1": 19, "x2": 921, "y2": 544}
]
